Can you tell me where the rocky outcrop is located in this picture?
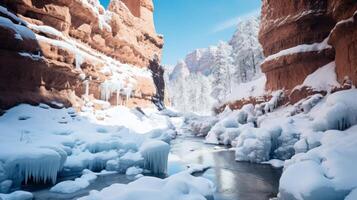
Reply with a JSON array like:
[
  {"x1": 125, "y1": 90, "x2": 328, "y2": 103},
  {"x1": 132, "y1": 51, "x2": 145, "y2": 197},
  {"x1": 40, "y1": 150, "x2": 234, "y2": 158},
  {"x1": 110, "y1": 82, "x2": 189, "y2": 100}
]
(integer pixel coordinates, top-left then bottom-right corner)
[
  {"x1": 0, "y1": 0, "x2": 164, "y2": 109},
  {"x1": 259, "y1": 0, "x2": 357, "y2": 92},
  {"x1": 328, "y1": 0, "x2": 357, "y2": 84}
]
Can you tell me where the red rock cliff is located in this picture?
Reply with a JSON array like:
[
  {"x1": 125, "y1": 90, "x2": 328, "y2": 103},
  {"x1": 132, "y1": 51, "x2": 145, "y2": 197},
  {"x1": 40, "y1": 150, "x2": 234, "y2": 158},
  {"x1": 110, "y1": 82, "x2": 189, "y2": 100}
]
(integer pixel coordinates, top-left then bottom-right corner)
[
  {"x1": 260, "y1": 0, "x2": 357, "y2": 92},
  {"x1": 0, "y1": 0, "x2": 164, "y2": 109}
]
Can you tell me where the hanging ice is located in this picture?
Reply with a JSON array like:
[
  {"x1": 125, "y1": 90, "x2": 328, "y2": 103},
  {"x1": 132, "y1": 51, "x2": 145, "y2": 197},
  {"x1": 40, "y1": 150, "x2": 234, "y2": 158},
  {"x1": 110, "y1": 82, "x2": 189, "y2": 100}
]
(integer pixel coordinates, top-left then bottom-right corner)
[
  {"x1": 4, "y1": 147, "x2": 66, "y2": 185},
  {"x1": 100, "y1": 78, "x2": 122, "y2": 102},
  {"x1": 75, "y1": 53, "x2": 84, "y2": 71},
  {"x1": 139, "y1": 140, "x2": 169, "y2": 174},
  {"x1": 84, "y1": 80, "x2": 89, "y2": 97}
]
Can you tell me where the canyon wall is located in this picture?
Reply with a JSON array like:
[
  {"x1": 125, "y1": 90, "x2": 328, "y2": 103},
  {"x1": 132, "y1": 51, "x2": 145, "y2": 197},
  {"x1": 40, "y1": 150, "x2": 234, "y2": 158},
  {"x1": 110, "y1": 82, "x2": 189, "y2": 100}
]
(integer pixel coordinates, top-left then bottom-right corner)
[
  {"x1": 260, "y1": 0, "x2": 357, "y2": 92},
  {"x1": 0, "y1": 0, "x2": 164, "y2": 109}
]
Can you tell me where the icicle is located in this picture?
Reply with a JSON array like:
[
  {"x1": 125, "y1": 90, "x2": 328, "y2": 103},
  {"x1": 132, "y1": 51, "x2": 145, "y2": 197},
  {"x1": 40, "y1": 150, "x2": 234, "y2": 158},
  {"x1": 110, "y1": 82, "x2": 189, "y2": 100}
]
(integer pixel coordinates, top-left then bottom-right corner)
[
  {"x1": 75, "y1": 53, "x2": 84, "y2": 71},
  {"x1": 140, "y1": 140, "x2": 169, "y2": 174},
  {"x1": 116, "y1": 89, "x2": 120, "y2": 106},
  {"x1": 125, "y1": 86, "x2": 132, "y2": 102},
  {"x1": 5, "y1": 148, "x2": 65, "y2": 184},
  {"x1": 84, "y1": 80, "x2": 89, "y2": 97}
]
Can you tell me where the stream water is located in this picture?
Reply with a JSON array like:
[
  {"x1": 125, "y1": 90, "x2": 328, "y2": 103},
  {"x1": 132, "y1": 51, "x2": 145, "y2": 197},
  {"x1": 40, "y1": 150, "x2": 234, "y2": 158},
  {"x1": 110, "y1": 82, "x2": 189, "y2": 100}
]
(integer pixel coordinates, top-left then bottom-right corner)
[
  {"x1": 170, "y1": 136, "x2": 282, "y2": 200},
  {"x1": 22, "y1": 135, "x2": 281, "y2": 200}
]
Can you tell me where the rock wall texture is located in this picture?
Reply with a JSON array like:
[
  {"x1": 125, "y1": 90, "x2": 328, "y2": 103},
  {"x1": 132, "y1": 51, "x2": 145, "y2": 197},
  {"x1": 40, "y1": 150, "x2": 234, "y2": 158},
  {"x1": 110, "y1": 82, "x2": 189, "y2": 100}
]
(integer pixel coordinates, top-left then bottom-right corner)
[
  {"x1": 0, "y1": 0, "x2": 164, "y2": 109},
  {"x1": 259, "y1": 0, "x2": 357, "y2": 91}
]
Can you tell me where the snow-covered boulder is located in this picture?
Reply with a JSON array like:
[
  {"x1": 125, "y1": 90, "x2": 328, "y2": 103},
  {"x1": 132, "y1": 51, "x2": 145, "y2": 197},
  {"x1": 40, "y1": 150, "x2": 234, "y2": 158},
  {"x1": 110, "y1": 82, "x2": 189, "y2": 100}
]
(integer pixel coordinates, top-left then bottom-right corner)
[
  {"x1": 50, "y1": 170, "x2": 97, "y2": 194},
  {"x1": 235, "y1": 126, "x2": 277, "y2": 163},
  {"x1": 0, "y1": 190, "x2": 33, "y2": 200},
  {"x1": 78, "y1": 172, "x2": 214, "y2": 200},
  {"x1": 185, "y1": 115, "x2": 218, "y2": 137},
  {"x1": 279, "y1": 125, "x2": 357, "y2": 200},
  {"x1": 312, "y1": 89, "x2": 357, "y2": 131}
]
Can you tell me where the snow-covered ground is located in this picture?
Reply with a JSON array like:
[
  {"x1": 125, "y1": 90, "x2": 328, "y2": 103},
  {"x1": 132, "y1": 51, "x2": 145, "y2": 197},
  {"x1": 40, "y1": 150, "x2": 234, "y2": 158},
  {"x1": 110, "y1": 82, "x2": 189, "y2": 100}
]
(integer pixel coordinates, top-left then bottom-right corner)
[
  {"x1": 183, "y1": 89, "x2": 357, "y2": 199},
  {"x1": 0, "y1": 100, "x2": 177, "y2": 196},
  {"x1": 78, "y1": 171, "x2": 214, "y2": 200}
]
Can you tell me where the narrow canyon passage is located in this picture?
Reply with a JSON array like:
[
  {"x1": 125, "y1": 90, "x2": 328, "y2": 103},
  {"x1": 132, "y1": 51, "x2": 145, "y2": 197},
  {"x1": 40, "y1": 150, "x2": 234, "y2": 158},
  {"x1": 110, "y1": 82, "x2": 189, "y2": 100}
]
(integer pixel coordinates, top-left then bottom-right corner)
[{"x1": 1, "y1": 0, "x2": 357, "y2": 200}]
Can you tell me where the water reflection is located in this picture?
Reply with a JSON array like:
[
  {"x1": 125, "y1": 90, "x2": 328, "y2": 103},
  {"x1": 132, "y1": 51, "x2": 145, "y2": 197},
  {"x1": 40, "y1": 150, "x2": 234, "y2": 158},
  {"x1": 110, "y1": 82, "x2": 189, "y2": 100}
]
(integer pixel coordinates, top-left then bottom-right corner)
[{"x1": 170, "y1": 136, "x2": 282, "y2": 200}]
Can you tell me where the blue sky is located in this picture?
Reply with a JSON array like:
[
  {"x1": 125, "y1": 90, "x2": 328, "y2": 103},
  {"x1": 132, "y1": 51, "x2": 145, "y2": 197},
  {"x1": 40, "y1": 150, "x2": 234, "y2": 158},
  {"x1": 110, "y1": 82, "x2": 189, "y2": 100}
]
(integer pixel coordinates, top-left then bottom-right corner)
[{"x1": 99, "y1": 0, "x2": 261, "y2": 65}]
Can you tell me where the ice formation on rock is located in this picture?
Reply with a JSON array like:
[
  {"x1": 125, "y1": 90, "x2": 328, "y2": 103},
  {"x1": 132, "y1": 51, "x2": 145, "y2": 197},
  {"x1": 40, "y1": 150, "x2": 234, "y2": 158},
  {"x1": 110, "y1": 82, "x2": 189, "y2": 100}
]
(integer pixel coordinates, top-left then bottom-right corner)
[{"x1": 140, "y1": 140, "x2": 170, "y2": 174}]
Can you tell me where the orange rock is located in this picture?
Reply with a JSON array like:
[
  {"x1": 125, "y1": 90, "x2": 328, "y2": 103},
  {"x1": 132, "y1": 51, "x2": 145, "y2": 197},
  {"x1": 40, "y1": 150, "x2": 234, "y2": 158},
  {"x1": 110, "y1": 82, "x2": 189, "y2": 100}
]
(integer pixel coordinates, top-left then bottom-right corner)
[{"x1": 0, "y1": 0, "x2": 164, "y2": 110}]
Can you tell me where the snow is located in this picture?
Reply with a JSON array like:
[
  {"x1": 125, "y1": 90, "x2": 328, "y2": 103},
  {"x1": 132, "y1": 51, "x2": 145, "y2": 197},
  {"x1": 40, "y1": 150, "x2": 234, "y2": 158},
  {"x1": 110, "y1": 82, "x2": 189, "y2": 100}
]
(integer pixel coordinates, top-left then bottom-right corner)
[
  {"x1": 168, "y1": 16, "x2": 263, "y2": 113},
  {"x1": 235, "y1": 126, "x2": 275, "y2": 162},
  {"x1": 185, "y1": 164, "x2": 210, "y2": 174},
  {"x1": 225, "y1": 75, "x2": 266, "y2": 102},
  {"x1": 181, "y1": 88, "x2": 357, "y2": 199},
  {"x1": 78, "y1": 172, "x2": 214, "y2": 200},
  {"x1": 27, "y1": 23, "x2": 63, "y2": 38},
  {"x1": 0, "y1": 103, "x2": 174, "y2": 189},
  {"x1": 0, "y1": 191, "x2": 33, "y2": 200},
  {"x1": 345, "y1": 189, "x2": 357, "y2": 200},
  {"x1": 264, "y1": 90, "x2": 283, "y2": 113},
  {"x1": 140, "y1": 140, "x2": 170, "y2": 174},
  {"x1": 125, "y1": 166, "x2": 143, "y2": 176},
  {"x1": 295, "y1": 62, "x2": 340, "y2": 92},
  {"x1": 280, "y1": 125, "x2": 357, "y2": 199},
  {"x1": 262, "y1": 159, "x2": 285, "y2": 168},
  {"x1": 0, "y1": 180, "x2": 12, "y2": 193},
  {"x1": 0, "y1": 6, "x2": 27, "y2": 25},
  {"x1": 264, "y1": 38, "x2": 332, "y2": 63},
  {"x1": 5, "y1": 15, "x2": 153, "y2": 104},
  {"x1": 183, "y1": 115, "x2": 218, "y2": 137},
  {"x1": 0, "y1": 16, "x2": 35, "y2": 41},
  {"x1": 18, "y1": 52, "x2": 42, "y2": 61},
  {"x1": 50, "y1": 170, "x2": 97, "y2": 194},
  {"x1": 311, "y1": 89, "x2": 357, "y2": 131}
]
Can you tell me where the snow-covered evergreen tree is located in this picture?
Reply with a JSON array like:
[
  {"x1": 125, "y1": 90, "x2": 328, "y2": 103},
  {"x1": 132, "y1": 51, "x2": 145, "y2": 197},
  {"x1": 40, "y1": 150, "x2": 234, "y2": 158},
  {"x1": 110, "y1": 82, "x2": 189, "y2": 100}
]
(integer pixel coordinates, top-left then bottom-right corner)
[
  {"x1": 167, "y1": 15, "x2": 264, "y2": 113},
  {"x1": 230, "y1": 16, "x2": 264, "y2": 84},
  {"x1": 211, "y1": 41, "x2": 234, "y2": 103}
]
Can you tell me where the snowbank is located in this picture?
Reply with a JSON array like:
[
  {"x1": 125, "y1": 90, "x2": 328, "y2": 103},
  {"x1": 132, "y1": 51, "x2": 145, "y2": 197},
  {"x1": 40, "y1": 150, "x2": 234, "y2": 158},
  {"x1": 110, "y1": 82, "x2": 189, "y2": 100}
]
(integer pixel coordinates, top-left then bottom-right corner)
[
  {"x1": 50, "y1": 170, "x2": 97, "y2": 194},
  {"x1": 0, "y1": 191, "x2": 33, "y2": 200},
  {"x1": 264, "y1": 38, "x2": 332, "y2": 62},
  {"x1": 225, "y1": 75, "x2": 266, "y2": 103},
  {"x1": 78, "y1": 172, "x2": 215, "y2": 200},
  {"x1": 295, "y1": 62, "x2": 340, "y2": 92},
  {"x1": 280, "y1": 125, "x2": 357, "y2": 200},
  {"x1": 0, "y1": 103, "x2": 174, "y2": 190}
]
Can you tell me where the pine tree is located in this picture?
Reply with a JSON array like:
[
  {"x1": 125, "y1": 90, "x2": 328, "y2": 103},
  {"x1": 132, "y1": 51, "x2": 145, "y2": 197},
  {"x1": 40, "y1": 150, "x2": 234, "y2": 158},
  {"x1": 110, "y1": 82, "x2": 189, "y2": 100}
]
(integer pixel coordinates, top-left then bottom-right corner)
[{"x1": 211, "y1": 41, "x2": 234, "y2": 103}]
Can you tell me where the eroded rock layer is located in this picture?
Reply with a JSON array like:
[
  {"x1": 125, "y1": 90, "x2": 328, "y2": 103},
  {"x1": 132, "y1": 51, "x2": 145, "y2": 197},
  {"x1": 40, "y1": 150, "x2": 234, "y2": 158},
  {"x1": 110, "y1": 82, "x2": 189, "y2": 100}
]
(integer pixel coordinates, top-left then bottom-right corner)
[
  {"x1": 260, "y1": 0, "x2": 357, "y2": 91},
  {"x1": 0, "y1": 0, "x2": 164, "y2": 109}
]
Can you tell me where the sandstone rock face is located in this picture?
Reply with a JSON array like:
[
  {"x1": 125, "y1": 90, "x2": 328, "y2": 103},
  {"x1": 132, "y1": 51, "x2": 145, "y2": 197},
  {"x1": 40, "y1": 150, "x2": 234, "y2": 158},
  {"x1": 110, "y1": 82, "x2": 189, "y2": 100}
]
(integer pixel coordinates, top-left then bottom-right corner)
[
  {"x1": 260, "y1": 0, "x2": 357, "y2": 91},
  {"x1": 328, "y1": 0, "x2": 357, "y2": 85},
  {"x1": 0, "y1": 0, "x2": 163, "y2": 109}
]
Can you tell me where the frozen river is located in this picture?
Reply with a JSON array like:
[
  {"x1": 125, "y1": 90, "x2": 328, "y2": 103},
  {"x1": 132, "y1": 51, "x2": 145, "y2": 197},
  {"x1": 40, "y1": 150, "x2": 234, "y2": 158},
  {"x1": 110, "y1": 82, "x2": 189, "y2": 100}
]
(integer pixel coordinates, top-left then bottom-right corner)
[{"x1": 22, "y1": 135, "x2": 281, "y2": 200}]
